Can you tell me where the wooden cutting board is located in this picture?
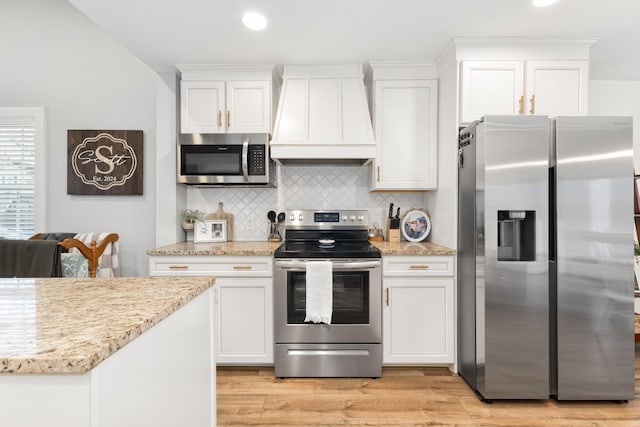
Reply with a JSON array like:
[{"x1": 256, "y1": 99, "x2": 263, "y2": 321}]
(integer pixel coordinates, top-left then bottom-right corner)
[{"x1": 207, "y1": 202, "x2": 233, "y2": 241}]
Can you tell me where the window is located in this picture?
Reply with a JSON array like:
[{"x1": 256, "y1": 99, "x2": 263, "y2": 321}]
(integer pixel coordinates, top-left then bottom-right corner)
[{"x1": 0, "y1": 108, "x2": 45, "y2": 239}]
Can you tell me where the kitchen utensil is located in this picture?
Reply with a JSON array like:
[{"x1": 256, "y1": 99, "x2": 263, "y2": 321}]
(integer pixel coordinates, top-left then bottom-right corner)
[
  {"x1": 267, "y1": 210, "x2": 276, "y2": 223},
  {"x1": 388, "y1": 203, "x2": 394, "y2": 218},
  {"x1": 277, "y1": 212, "x2": 285, "y2": 223},
  {"x1": 395, "y1": 207, "x2": 400, "y2": 219}
]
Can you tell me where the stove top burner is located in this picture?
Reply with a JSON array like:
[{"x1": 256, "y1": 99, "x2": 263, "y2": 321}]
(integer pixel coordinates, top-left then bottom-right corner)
[
  {"x1": 274, "y1": 229, "x2": 381, "y2": 259},
  {"x1": 274, "y1": 241, "x2": 381, "y2": 259}
]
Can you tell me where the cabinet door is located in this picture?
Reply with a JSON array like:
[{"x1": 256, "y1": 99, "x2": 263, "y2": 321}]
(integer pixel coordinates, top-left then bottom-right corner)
[
  {"x1": 383, "y1": 277, "x2": 454, "y2": 364},
  {"x1": 215, "y1": 277, "x2": 274, "y2": 364},
  {"x1": 372, "y1": 80, "x2": 438, "y2": 190},
  {"x1": 526, "y1": 60, "x2": 588, "y2": 116},
  {"x1": 180, "y1": 81, "x2": 225, "y2": 133},
  {"x1": 460, "y1": 60, "x2": 525, "y2": 123},
  {"x1": 226, "y1": 80, "x2": 271, "y2": 133}
]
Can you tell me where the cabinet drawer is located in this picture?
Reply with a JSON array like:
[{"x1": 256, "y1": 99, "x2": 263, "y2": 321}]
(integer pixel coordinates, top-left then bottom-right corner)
[
  {"x1": 149, "y1": 256, "x2": 273, "y2": 277},
  {"x1": 383, "y1": 256, "x2": 454, "y2": 277}
]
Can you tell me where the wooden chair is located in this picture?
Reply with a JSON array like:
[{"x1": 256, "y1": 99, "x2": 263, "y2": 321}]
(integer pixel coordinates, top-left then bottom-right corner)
[{"x1": 29, "y1": 233, "x2": 119, "y2": 278}]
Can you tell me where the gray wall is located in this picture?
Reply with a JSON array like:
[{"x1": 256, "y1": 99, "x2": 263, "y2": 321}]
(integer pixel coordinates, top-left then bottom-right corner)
[{"x1": 0, "y1": 0, "x2": 157, "y2": 276}]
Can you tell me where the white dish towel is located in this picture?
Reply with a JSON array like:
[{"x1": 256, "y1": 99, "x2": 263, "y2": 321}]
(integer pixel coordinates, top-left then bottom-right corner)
[{"x1": 304, "y1": 261, "x2": 333, "y2": 325}]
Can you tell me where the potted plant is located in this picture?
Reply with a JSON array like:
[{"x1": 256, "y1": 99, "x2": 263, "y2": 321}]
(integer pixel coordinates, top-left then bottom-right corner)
[{"x1": 181, "y1": 209, "x2": 206, "y2": 231}]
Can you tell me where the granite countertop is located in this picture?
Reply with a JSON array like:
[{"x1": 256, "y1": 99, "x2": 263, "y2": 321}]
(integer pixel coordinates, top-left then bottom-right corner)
[
  {"x1": 147, "y1": 240, "x2": 456, "y2": 256},
  {"x1": 371, "y1": 241, "x2": 456, "y2": 256},
  {"x1": 0, "y1": 276, "x2": 214, "y2": 374},
  {"x1": 146, "y1": 241, "x2": 282, "y2": 256}
]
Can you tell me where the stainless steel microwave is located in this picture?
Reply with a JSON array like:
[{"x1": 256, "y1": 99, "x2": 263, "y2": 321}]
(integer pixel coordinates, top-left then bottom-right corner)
[{"x1": 177, "y1": 134, "x2": 272, "y2": 185}]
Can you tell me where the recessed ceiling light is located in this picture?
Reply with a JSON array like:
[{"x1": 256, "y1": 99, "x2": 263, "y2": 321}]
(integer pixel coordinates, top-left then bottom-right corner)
[
  {"x1": 533, "y1": 0, "x2": 560, "y2": 6},
  {"x1": 242, "y1": 12, "x2": 267, "y2": 31}
]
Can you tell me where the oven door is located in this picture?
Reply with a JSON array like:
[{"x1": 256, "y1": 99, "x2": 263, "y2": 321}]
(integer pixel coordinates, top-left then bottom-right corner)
[{"x1": 274, "y1": 259, "x2": 381, "y2": 344}]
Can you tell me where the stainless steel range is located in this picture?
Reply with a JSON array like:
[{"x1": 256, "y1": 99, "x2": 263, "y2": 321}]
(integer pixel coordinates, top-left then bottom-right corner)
[{"x1": 274, "y1": 209, "x2": 382, "y2": 378}]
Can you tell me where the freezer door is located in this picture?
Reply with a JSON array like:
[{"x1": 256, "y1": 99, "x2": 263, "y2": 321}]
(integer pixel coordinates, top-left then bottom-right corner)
[
  {"x1": 555, "y1": 116, "x2": 635, "y2": 400},
  {"x1": 479, "y1": 115, "x2": 550, "y2": 399}
]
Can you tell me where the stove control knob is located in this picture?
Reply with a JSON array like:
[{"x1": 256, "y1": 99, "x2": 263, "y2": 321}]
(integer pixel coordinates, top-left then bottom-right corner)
[
  {"x1": 290, "y1": 214, "x2": 295, "y2": 221},
  {"x1": 349, "y1": 215, "x2": 356, "y2": 221},
  {"x1": 298, "y1": 214, "x2": 304, "y2": 221},
  {"x1": 357, "y1": 215, "x2": 364, "y2": 222},
  {"x1": 342, "y1": 215, "x2": 348, "y2": 221}
]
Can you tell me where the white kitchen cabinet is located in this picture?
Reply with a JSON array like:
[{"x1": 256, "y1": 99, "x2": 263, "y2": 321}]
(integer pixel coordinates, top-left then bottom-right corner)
[
  {"x1": 525, "y1": 60, "x2": 588, "y2": 117},
  {"x1": 382, "y1": 256, "x2": 454, "y2": 365},
  {"x1": 368, "y1": 63, "x2": 438, "y2": 191},
  {"x1": 460, "y1": 59, "x2": 588, "y2": 123},
  {"x1": 149, "y1": 255, "x2": 274, "y2": 365},
  {"x1": 180, "y1": 80, "x2": 271, "y2": 134}
]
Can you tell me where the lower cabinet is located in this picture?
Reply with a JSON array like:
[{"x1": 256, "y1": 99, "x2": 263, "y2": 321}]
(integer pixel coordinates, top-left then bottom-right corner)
[
  {"x1": 214, "y1": 277, "x2": 273, "y2": 364},
  {"x1": 382, "y1": 256, "x2": 454, "y2": 364},
  {"x1": 149, "y1": 255, "x2": 273, "y2": 365}
]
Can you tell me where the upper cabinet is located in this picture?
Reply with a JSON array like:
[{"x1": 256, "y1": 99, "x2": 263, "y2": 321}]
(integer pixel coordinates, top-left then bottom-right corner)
[
  {"x1": 525, "y1": 60, "x2": 588, "y2": 116},
  {"x1": 454, "y1": 38, "x2": 596, "y2": 125},
  {"x1": 367, "y1": 63, "x2": 438, "y2": 191},
  {"x1": 460, "y1": 60, "x2": 588, "y2": 123},
  {"x1": 177, "y1": 65, "x2": 277, "y2": 134}
]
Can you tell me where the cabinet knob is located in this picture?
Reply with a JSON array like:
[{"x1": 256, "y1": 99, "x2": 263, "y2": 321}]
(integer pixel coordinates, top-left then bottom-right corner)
[
  {"x1": 385, "y1": 287, "x2": 389, "y2": 306},
  {"x1": 377, "y1": 166, "x2": 381, "y2": 182},
  {"x1": 409, "y1": 265, "x2": 430, "y2": 270},
  {"x1": 168, "y1": 265, "x2": 189, "y2": 270},
  {"x1": 218, "y1": 110, "x2": 222, "y2": 127},
  {"x1": 233, "y1": 265, "x2": 253, "y2": 270},
  {"x1": 227, "y1": 111, "x2": 231, "y2": 128}
]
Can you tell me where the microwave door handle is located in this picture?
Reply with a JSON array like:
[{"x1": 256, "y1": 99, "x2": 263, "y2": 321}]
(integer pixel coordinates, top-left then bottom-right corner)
[{"x1": 241, "y1": 141, "x2": 249, "y2": 182}]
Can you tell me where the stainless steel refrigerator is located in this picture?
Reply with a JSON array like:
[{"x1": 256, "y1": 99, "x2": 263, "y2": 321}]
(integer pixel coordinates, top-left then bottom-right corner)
[{"x1": 457, "y1": 115, "x2": 635, "y2": 401}]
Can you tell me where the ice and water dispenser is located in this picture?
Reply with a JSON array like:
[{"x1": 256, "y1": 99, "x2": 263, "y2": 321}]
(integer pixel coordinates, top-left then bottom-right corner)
[{"x1": 497, "y1": 210, "x2": 536, "y2": 261}]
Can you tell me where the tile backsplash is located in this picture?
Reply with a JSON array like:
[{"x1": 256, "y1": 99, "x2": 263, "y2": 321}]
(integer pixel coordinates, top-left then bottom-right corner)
[{"x1": 187, "y1": 164, "x2": 425, "y2": 241}]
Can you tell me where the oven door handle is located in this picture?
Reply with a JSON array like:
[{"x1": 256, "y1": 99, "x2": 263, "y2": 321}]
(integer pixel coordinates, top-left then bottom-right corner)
[{"x1": 275, "y1": 260, "x2": 381, "y2": 271}]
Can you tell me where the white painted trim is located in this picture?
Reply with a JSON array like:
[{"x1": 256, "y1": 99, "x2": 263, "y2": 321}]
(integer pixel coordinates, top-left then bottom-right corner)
[
  {"x1": 368, "y1": 62, "x2": 438, "y2": 80},
  {"x1": 453, "y1": 37, "x2": 597, "y2": 61},
  {"x1": 270, "y1": 143, "x2": 376, "y2": 159},
  {"x1": 282, "y1": 64, "x2": 364, "y2": 78},
  {"x1": 177, "y1": 64, "x2": 276, "y2": 81}
]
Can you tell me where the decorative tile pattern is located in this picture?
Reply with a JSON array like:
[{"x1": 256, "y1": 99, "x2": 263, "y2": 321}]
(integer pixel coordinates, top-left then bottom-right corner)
[{"x1": 187, "y1": 165, "x2": 424, "y2": 240}]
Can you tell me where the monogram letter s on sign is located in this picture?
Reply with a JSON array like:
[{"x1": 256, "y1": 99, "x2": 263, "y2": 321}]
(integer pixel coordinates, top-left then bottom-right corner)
[{"x1": 67, "y1": 130, "x2": 143, "y2": 195}]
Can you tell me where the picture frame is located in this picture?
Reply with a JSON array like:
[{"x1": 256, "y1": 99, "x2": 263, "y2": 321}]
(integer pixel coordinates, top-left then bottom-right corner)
[
  {"x1": 194, "y1": 219, "x2": 227, "y2": 243},
  {"x1": 400, "y1": 209, "x2": 432, "y2": 243}
]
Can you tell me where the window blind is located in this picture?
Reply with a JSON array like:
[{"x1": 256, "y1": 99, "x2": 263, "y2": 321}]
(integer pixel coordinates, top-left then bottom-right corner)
[{"x1": 0, "y1": 116, "x2": 36, "y2": 239}]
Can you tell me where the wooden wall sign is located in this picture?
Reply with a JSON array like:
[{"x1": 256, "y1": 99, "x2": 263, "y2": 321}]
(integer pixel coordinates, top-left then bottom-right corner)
[{"x1": 67, "y1": 130, "x2": 143, "y2": 195}]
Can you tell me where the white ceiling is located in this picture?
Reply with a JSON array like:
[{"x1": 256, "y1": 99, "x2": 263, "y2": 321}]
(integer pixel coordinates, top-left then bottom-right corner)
[{"x1": 67, "y1": 0, "x2": 639, "y2": 80}]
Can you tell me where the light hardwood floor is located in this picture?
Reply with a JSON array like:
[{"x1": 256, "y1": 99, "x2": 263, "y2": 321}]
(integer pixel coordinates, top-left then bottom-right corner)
[{"x1": 217, "y1": 345, "x2": 640, "y2": 426}]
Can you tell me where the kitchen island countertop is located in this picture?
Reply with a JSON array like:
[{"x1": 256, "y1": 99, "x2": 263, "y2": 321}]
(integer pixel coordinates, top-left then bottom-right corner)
[
  {"x1": 0, "y1": 276, "x2": 214, "y2": 374},
  {"x1": 146, "y1": 240, "x2": 455, "y2": 257}
]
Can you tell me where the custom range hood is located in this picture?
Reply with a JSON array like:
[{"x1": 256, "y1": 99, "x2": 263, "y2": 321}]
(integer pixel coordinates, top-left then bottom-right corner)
[{"x1": 270, "y1": 64, "x2": 375, "y2": 164}]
